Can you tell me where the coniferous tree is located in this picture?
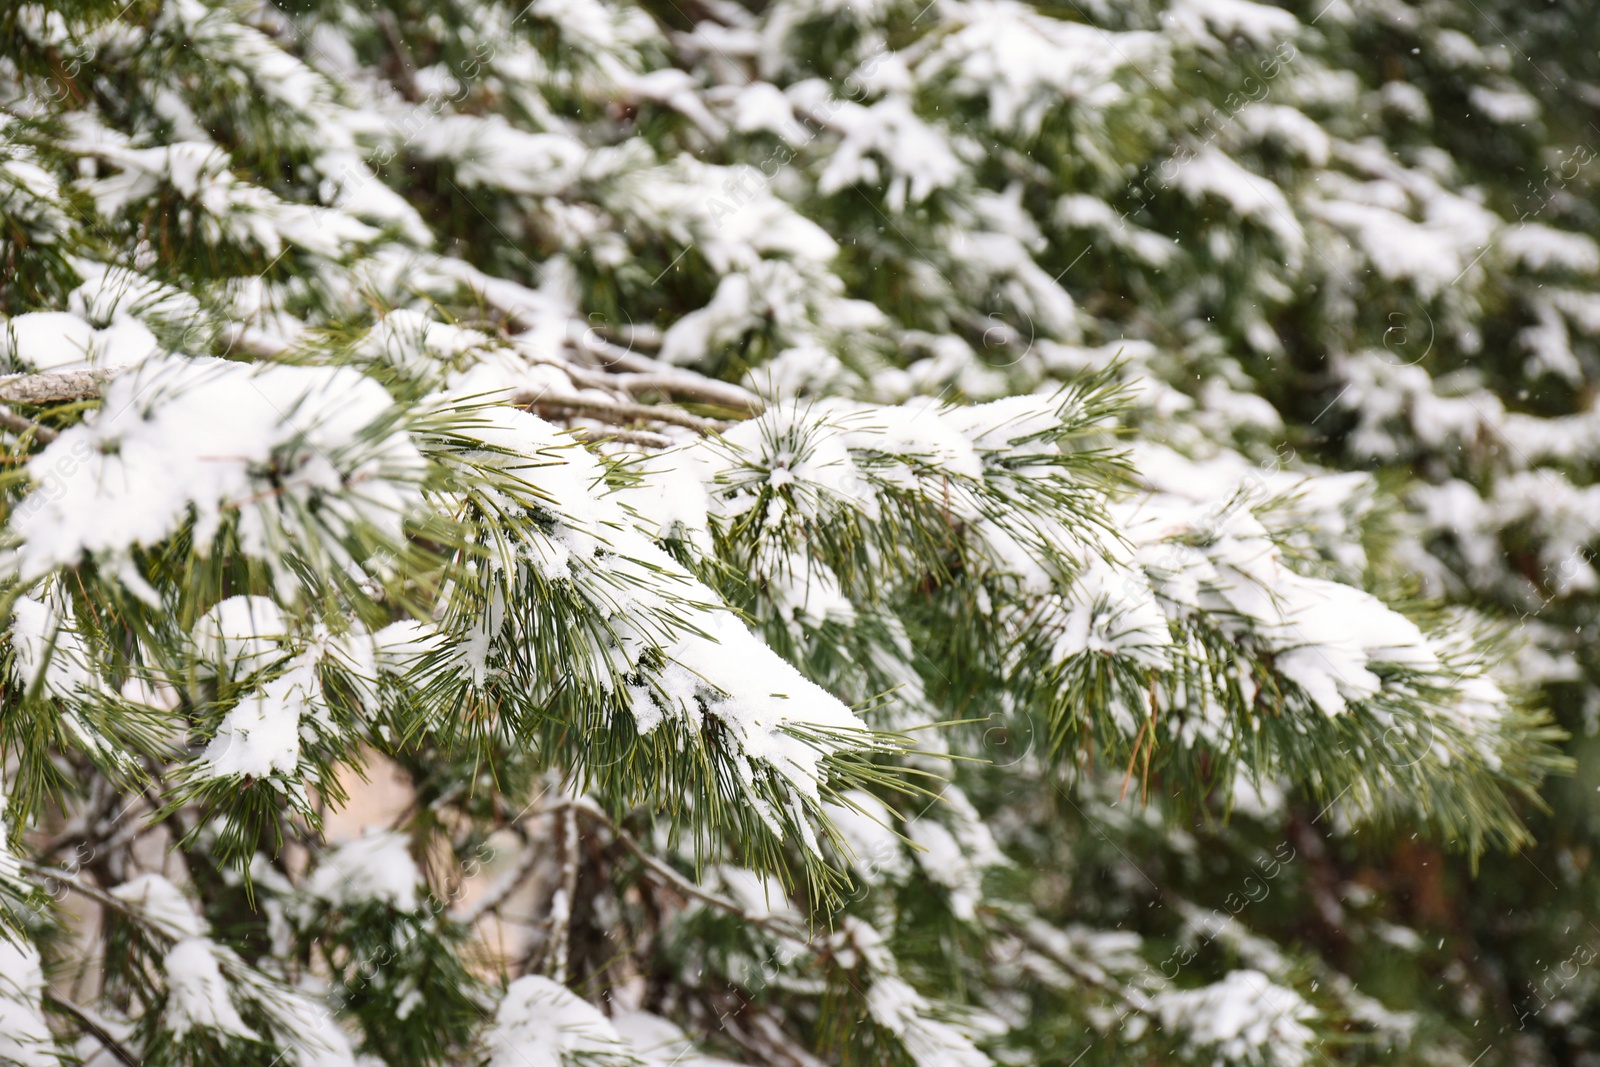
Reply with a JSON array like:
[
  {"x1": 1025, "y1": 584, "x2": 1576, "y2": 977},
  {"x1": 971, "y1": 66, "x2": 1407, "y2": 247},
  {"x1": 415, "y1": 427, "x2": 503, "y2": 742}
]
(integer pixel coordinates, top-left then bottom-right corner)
[{"x1": 1, "y1": 1, "x2": 1597, "y2": 1065}]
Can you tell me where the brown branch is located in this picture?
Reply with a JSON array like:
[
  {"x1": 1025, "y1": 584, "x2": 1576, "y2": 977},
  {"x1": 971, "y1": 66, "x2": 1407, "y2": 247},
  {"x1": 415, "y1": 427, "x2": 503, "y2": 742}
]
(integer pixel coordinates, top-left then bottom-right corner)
[
  {"x1": 0, "y1": 370, "x2": 109, "y2": 405},
  {"x1": 43, "y1": 992, "x2": 139, "y2": 1067},
  {"x1": 563, "y1": 326, "x2": 764, "y2": 413},
  {"x1": 374, "y1": 10, "x2": 421, "y2": 102},
  {"x1": 461, "y1": 828, "x2": 546, "y2": 925},
  {"x1": 516, "y1": 391, "x2": 729, "y2": 435},
  {"x1": 560, "y1": 360, "x2": 760, "y2": 415},
  {"x1": 0, "y1": 405, "x2": 58, "y2": 443},
  {"x1": 608, "y1": 371, "x2": 764, "y2": 414},
  {"x1": 571, "y1": 425, "x2": 675, "y2": 449},
  {"x1": 0, "y1": 367, "x2": 733, "y2": 449},
  {"x1": 549, "y1": 805, "x2": 581, "y2": 983}
]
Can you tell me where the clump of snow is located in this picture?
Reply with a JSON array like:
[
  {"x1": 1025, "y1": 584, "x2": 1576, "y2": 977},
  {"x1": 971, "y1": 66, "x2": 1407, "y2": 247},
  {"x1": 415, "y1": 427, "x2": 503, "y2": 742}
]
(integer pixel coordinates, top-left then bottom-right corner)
[
  {"x1": 261, "y1": 988, "x2": 363, "y2": 1067},
  {"x1": 729, "y1": 81, "x2": 801, "y2": 142},
  {"x1": 363, "y1": 307, "x2": 497, "y2": 380},
  {"x1": 1, "y1": 310, "x2": 158, "y2": 371},
  {"x1": 199, "y1": 655, "x2": 321, "y2": 778},
  {"x1": 1234, "y1": 105, "x2": 1331, "y2": 166},
  {"x1": 612, "y1": 1011, "x2": 748, "y2": 1067},
  {"x1": 163, "y1": 937, "x2": 258, "y2": 1041},
  {"x1": 614, "y1": 448, "x2": 714, "y2": 550},
  {"x1": 1153, "y1": 970, "x2": 1316, "y2": 1066},
  {"x1": 10, "y1": 593, "x2": 98, "y2": 701},
  {"x1": 908, "y1": 821, "x2": 985, "y2": 920},
  {"x1": 1308, "y1": 163, "x2": 1498, "y2": 299},
  {"x1": 110, "y1": 873, "x2": 257, "y2": 1040},
  {"x1": 0, "y1": 937, "x2": 55, "y2": 1067},
  {"x1": 307, "y1": 830, "x2": 422, "y2": 912},
  {"x1": 192, "y1": 595, "x2": 289, "y2": 679},
  {"x1": 609, "y1": 154, "x2": 838, "y2": 274},
  {"x1": 915, "y1": 0, "x2": 1140, "y2": 135},
  {"x1": 411, "y1": 116, "x2": 587, "y2": 196},
  {"x1": 371, "y1": 619, "x2": 446, "y2": 677},
  {"x1": 1500, "y1": 224, "x2": 1600, "y2": 274},
  {"x1": 485, "y1": 976, "x2": 633, "y2": 1067},
  {"x1": 816, "y1": 97, "x2": 966, "y2": 212},
  {"x1": 69, "y1": 264, "x2": 201, "y2": 330},
  {"x1": 111, "y1": 873, "x2": 210, "y2": 939},
  {"x1": 1379, "y1": 81, "x2": 1431, "y2": 123},
  {"x1": 1428, "y1": 28, "x2": 1484, "y2": 69},
  {"x1": 80, "y1": 139, "x2": 376, "y2": 259},
  {"x1": 714, "y1": 865, "x2": 797, "y2": 920},
  {"x1": 1169, "y1": 148, "x2": 1304, "y2": 265},
  {"x1": 1054, "y1": 196, "x2": 1175, "y2": 266},
  {"x1": 651, "y1": 610, "x2": 873, "y2": 805},
  {"x1": 1168, "y1": 0, "x2": 1300, "y2": 47},
  {"x1": 1469, "y1": 84, "x2": 1539, "y2": 125},
  {"x1": 7, "y1": 356, "x2": 426, "y2": 588},
  {"x1": 867, "y1": 976, "x2": 992, "y2": 1067},
  {"x1": 1230, "y1": 775, "x2": 1287, "y2": 820},
  {"x1": 1037, "y1": 556, "x2": 1174, "y2": 670},
  {"x1": 8, "y1": 590, "x2": 135, "y2": 769},
  {"x1": 1119, "y1": 445, "x2": 1471, "y2": 724},
  {"x1": 659, "y1": 259, "x2": 883, "y2": 367},
  {"x1": 448, "y1": 405, "x2": 883, "y2": 818}
]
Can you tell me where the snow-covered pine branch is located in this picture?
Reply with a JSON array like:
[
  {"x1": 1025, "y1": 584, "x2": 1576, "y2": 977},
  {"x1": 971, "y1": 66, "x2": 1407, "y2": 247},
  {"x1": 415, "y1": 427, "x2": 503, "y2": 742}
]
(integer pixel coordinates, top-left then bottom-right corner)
[{"x1": 1, "y1": 0, "x2": 1590, "y2": 1064}]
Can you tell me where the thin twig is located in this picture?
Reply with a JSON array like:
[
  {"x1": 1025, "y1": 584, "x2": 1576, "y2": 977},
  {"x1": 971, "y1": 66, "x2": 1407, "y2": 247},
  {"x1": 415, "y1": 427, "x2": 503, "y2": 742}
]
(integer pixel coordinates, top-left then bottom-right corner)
[
  {"x1": 559, "y1": 361, "x2": 758, "y2": 419},
  {"x1": 43, "y1": 992, "x2": 139, "y2": 1067},
  {"x1": 374, "y1": 10, "x2": 421, "y2": 101},
  {"x1": 516, "y1": 391, "x2": 728, "y2": 435},
  {"x1": 1119, "y1": 713, "x2": 1151, "y2": 805},
  {"x1": 549, "y1": 805, "x2": 580, "y2": 983},
  {"x1": 462, "y1": 828, "x2": 545, "y2": 925},
  {"x1": 608, "y1": 371, "x2": 764, "y2": 414},
  {"x1": 563, "y1": 326, "x2": 763, "y2": 412},
  {"x1": 570, "y1": 425, "x2": 675, "y2": 449},
  {"x1": 0, "y1": 404, "x2": 58, "y2": 443}
]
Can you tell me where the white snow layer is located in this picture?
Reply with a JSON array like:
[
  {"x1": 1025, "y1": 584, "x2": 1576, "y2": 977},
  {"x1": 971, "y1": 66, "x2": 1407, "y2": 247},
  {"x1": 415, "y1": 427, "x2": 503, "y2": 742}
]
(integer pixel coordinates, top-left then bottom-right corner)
[
  {"x1": 867, "y1": 976, "x2": 992, "y2": 1067},
  {"x1": 111, "y1": 874, "x2": 258, "y2": 1041},
  {"x1": 1, "y1": 310, "x2": 158, "y2": 371},
  {"x1": 450, "y1": 406, "x2": 877, "y2": 815},
  {"x1": 1154, "y1": 970, "x2": 1316, "y2": 1067},
  {"x1": 6, "y1": 355, "x2": 426, "y2": 584},
  {"x1": 307, "y1": 830, "x2": 424, "y2": 912},
  {"x1": 485, "y1": 975, "x2": 633, "y2": 1067},
  {"x1": 0, "y1": 937, "x2": 56, "y2": 1067}
]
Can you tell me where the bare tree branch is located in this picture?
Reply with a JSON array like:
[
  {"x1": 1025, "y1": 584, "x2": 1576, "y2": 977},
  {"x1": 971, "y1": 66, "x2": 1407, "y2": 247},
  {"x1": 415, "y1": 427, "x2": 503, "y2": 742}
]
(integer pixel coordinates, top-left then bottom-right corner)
[
  {"x1": 562, "y1": 324, "x2": 764, "y2": 413},
  {"x1": 43, "y1": 992, "x2": 140, "y2": 1067},
  {"x1": 0, "y1": 370, "x2": 109, "y2": 405},
  {"x1": 516, "y1": 391, "x2": 729, "y2": 435},
  {"x1": 0, "y1": 405, "x2": 58, "y2": 443}
]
